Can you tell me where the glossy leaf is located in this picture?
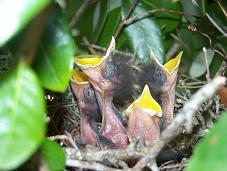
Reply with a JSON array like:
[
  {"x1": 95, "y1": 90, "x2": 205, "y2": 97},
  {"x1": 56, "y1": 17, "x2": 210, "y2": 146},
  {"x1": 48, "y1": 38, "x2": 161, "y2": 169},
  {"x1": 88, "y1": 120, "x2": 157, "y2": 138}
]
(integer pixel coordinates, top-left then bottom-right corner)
[
  {"x1": 0, "y1": 0, "x2": 50, "y2": 47},
  {"x1": 33, "y1": 4, "x2": 75, "y2": 92},
  {"x1": 0, "y1": 62, "x2": 46, "y2": 170},
  {"x1": 122, "y1": 0, "x2": 164, "y2": 64},
  {"x1": 41, "y1": 139, "x2": 65, "y2": 171},
  {"x1": 207, "y1": 3, "x2": 227, "y2": 28},
  {"x1": 189, "y1": 48, "x2": 214, "y2": 78},
  {"x1": 98, "y1": 0, "x2": 121, "y2": 46},
  {"x1": 181, "y1": 0, "x2": 201, "y2": 24},
  {"x1": 64, "y1": 0, "x2": 84, "y2": 19},
  {"x1": 142, "y1": 0, "x2": 181, "y2": 33},
  {"x1": 93, "y1": 0, "x2": 109, "y2": 42},
  {"x1": 187, "y1": 111, "x2": 227, "y2": 171}
]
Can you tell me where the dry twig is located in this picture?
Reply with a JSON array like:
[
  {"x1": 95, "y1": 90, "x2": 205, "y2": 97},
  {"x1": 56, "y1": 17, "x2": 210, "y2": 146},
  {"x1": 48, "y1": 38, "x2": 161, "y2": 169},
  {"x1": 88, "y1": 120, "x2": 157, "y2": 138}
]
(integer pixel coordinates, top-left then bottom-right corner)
[
  {"x1": 203, "y1": 47, "x2": 211, "y2": 82},
  {"x1": 114, "y1": 0, "x2": 139, "y2": 39},
  {"x1": 216, "y1": 0, "x2": 227, "y2": 18},
  {"x1": 66, "y1": 159, "x2": 124, "y2": 171},
  {"x1": 48, "y1": 135, "x2": 68, "y2": 141},
  {"x1": 206, "y1": 13, "x2": 227, "y2": 37},
  {"x1": 133, "y1": 76, "x2": 226, "y2": 170}
]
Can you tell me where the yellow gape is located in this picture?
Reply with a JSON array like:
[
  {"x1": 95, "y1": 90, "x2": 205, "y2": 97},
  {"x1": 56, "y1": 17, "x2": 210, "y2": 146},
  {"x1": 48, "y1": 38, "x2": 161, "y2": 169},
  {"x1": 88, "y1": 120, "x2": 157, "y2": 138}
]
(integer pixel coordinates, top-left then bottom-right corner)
[
  {"x1": 125, "y1": 85, "x2": 162, "y2": 117},
  {"x1": 74, "y1": 56, "x2": 103, "y2": 67},
  {"x1": 71, "y1": 71, "x2": 89, "y2": 84},
  {"x1": 164, "y1": 52, "x2": 183, "y2": 75}
]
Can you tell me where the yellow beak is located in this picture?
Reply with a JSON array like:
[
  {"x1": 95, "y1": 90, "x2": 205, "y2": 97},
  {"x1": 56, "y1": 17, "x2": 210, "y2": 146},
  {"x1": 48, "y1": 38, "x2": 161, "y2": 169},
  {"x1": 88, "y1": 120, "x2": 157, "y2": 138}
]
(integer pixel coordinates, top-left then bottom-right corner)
[
  {"x1": 124, "y1": 85, "x2": 162, "y2": 117},
  {"x1": 150, "y1": 51, "x2": 183, "y2": 75},
  {"x1": 71, "y1": 70, "x2": 89, "y2": 84},
  {"x1": 74, "y1": 37, "x2": 116, "y2": 68}
]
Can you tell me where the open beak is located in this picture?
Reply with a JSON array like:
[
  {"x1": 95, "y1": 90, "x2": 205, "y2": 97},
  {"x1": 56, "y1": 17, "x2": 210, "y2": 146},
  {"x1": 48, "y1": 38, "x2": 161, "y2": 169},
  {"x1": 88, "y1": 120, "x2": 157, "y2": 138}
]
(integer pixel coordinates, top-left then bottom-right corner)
[
  {"x1": 125, "y1": 85, "x2": 162, "y2": 146},
  {"x1": 74, "y1": 37, "x2": 116, "y2": 94},
  {"x1": 74, "y1": 38, "x2": 128, "y2": 148},
  {"x1": 148, "y1": 51, "x2": 182, "y2": 129},
  {"x1": 71, "y1": 71, "x2": 101, "y2": 146}
]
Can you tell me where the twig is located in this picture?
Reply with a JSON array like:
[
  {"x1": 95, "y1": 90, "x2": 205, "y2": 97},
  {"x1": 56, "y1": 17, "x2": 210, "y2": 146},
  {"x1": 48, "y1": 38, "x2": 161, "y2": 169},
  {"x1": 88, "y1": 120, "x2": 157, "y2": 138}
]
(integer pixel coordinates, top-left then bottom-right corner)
[
  {"x1": 206, "y1": 13, "x2": 227, "y2": 37},
  {"x1": 114, "y1": 0, "x2": 139, "y2": 39},
  {"x1": 82, "y1": 38, "x2": 135, "y2": 58},
  {"x1": 180, "y1": 74, "x2": 205, "y2": 83},
  {"x1": 66, "y1": 159, "x2": 124, "y2": 171},
  {"x1": 82, "y1": 37, "x2": 97, "y2": 54},
  {"x1": 65, "y1": 77, "x2": 226, "y2": 169},
  {"x1": 160, "y1": 163, "x2": 187, "y2": 171},
  {"x1": 177, "y1": 85, "x2": 203, "y2": 89},
  {"x1": 115, "y1": 5, "x2": 200, "y2": 39},
  {"x1": 147, "y1": 161, "x2": 159, "y2": 171},
  {"x1": 65, "y1": 144, "x2": 144, "y2": 162},
  {"x1": 166, "y1": 42, "x2": 181, "y2": 61},
  {"x1": 82, "y1": 42, "x2": 106, "y2": 52},
  {"x1": 188, "y1": 25, "x2": 227, "y2": 62},
  {"x1": 216, "y1": 0, "x2": 227, "y2": 18},
  {"x1": 65, "y1": 131, "x2": 80, "y2": 149},
  {"x1": 132, "y1": 76, "x2": 226, "y2": 170},
  {"x1": 203, "y1": 47, "x2": 211, "y2": 82},
  {"x1": 124, "y1": 8, "x2": 199, "y2": 26},
  {"x1": 188, "y1": 25, "x2": 213, "y2": 48},
  {"x1": 170, "y1": 33, "x2": 189, "y2": 52},
  {"x1": 70, "y1": 0, "x2": 92, "y2": 27},
  {"x1": 48, "y1": 135, "x2": 68, "y2": 141}
]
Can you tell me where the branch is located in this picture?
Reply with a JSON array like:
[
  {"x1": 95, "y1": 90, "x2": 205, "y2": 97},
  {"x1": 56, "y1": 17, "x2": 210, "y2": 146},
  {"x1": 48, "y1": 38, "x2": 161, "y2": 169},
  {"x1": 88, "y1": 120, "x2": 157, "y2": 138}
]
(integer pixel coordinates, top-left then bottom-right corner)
[
  {"x1": 216, "y1": 0, "x2": 227, "y2": 19},
  {"x1": 65, "y1": 76, "x2": 226, "y2": 169},
  {"x1": 66, "y1": 159, "x2": 124, "y2": 171},
  {"x1": 133, "y1": 76, "x2": 226, "y2": 170},
  {"x1": 65, "y1": 143, "x2": 144, "y2": 162},
  {"x1": 82, "y1": 38, "x2": 135, "y2": 59},
  {"x1": 114, "y1": 0, "x2": 139, "y2": 39},
  {"x1": 203, "y1": 47, "x2": 211, "y2": 82},
  {"x1": 123, "y1": 8, "x2": 200, "y2": 26}
]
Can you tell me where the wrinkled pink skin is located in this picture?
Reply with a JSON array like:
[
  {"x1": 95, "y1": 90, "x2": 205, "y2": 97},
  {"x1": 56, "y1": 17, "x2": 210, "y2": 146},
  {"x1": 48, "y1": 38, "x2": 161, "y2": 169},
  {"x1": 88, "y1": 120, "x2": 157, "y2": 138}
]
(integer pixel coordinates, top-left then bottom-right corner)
[
  {"x1": 100, "y1": 92, "x2": 128, "y2": 148},
  {"x1": 128, "y1": 107, "x2": 160, "y2": 146},
  {"x1": 159, "y1": 69, "x2": 178, "y2": 129},
  {"x1": 148, "y1": 58, "x2": 179, "y2": 129},
  {"x1": 80, "y1": 57, "x2": 129, "y2": 149},
  {"x1": 71, "y1": 82, "x2": 98, "y2": 145},
  {"x1": 80, "y1": 116, "x2": 97, "y2": 145}
]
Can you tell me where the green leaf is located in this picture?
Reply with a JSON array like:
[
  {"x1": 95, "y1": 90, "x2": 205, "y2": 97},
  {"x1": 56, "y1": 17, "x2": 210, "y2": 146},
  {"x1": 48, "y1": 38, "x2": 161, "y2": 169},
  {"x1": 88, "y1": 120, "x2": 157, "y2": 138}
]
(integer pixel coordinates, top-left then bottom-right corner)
[
  {"x1": 93, "y1": 0, "x2": 109, "y2": 42},
  {"x1": 0, "y1": 0, "x2": 50, "y2": 47},
  {"x1": 180, "y1": 0, "x2": 201, "y2": 24},
  {"x1": 76, "y1": 3, "x2": 96, "y2": 41},
  {"x1": 41, "y1": 139, "x2": 65, "y2": 171},
  {"x1": 142, "y1": 0, "x2": 182, "y2": 33},
  {"x1": 0, "y1": 62, "x2": 46, "y2": 170},
  {"x1": 207, "y1": 3, "x2": 227, "y2": 28},
  {"x1": 122, "y1": 0, "x2": 165, "y2": 64},
  {"x1": 64, "y1": 0, "x2": 84, "y2": 19},
  {"x1": 33, "y1": 4, "x2": 75, "y2": 92},
  {"x1": 189, "y1": 48, "x2": 214, "y2": 78},
  {"x1": 187, "y1": 111, "x2": 227, "y2": 171},
  {"x1": 94, "y1": 0, "x2": 121, "y2": 44},
  {"x1": 210, "y1": 54, "x2": 223, "y2": 77},
  {"x1": 98, "y1": 1, "x2": 121, "y2": 46}
]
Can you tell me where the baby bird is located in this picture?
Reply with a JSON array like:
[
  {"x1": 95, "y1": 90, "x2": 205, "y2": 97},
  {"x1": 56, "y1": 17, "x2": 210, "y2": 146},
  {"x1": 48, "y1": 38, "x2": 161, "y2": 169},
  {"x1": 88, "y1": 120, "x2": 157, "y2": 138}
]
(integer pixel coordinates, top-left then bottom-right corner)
[
  {"x1": 140, "y1": 51, "x2": 182, "y2": 129},
  {"x1": 74, "y1": 38, "x2": 130, "y2": 148},
  {"x1": 71, "y1": 71, "x2": 100, "y2": 145},
  {"x1": 125, "y1": 85, "x2": 162, "y2": 146},
  {"x1": 71, "y1": 71, "x2": 115, "y2": 148}
]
